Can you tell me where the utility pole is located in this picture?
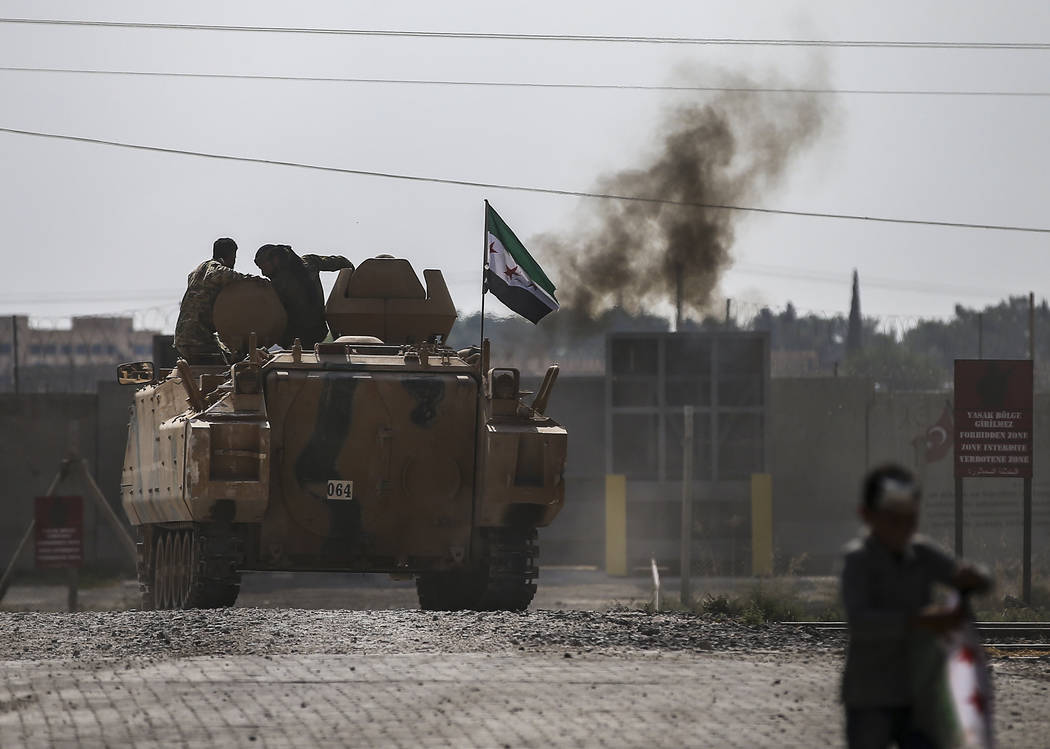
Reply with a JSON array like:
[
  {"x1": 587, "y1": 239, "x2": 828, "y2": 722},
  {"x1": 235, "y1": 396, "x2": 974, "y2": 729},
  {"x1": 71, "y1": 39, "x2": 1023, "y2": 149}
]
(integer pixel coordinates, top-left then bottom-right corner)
[
  {"x1": 10, "y1": 315, "x2": 19, "y2": 394},
  {"x1": 1028, "y1": 292, "x2": 1035, "y2": 360},
  {"x1": 674, "y1": 271, "x2": 684, "y2": 332},
  {"x1": 1023, "y1": 292, "x2": 1035, "y2": 602},
  {"x1": 680, "y1": 405, "x2": 694, "y2": 606}
]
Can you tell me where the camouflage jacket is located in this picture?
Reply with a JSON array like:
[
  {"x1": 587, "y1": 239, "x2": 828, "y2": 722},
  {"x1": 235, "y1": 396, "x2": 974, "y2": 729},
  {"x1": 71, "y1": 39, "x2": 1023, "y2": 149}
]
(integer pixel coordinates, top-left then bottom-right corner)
[
  {"x1": 270, "y1": 254, "x2": 353, "y2": 347},
  {"x1": 174, "y1": 259, "x2": 257, "y2": 353}
]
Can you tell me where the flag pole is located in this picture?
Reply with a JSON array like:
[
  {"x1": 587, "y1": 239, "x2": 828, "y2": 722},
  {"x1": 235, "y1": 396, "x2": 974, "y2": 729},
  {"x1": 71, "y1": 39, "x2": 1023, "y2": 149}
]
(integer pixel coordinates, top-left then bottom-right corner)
[{"x1": 480, "y1": 199, "x2": 489, "y2": 353}]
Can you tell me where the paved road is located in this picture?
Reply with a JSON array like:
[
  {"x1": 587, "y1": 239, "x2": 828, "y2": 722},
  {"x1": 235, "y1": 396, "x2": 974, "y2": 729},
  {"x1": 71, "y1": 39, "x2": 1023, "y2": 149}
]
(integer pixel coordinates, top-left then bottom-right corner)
[
  {"x1": 1, "y1": 650, "x2": 1046, "y2": 748},
  {"x1": 0, "y1": 651, "x2": 841, "y2": 748}
]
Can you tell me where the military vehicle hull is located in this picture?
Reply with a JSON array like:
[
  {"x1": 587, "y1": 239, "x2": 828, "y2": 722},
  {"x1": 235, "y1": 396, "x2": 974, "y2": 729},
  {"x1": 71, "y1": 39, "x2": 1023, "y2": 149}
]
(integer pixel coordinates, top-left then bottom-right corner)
[{"x1": 121, "y1": 257, "x2": 566, "y2": 610}]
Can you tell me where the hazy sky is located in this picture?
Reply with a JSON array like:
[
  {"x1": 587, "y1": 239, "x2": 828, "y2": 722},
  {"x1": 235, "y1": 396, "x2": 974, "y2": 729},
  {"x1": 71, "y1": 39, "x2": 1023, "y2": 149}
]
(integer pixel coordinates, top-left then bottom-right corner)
[{"x1": 1, "y1": 1, "x2": 1048, "y2": 333}]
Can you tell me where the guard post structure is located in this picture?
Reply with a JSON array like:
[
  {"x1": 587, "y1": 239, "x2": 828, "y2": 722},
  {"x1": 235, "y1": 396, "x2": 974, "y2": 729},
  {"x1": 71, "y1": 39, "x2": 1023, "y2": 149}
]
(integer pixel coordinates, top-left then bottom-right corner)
[
  {"x1": 605, "y1": 474, "x2": 627, "y2": 576},
  {"x1": 751, "y1": 473, "x2": 773, "y2": 576},
  {"x1": 605, "y1": 332, "x2": 769, "y2": 576}
]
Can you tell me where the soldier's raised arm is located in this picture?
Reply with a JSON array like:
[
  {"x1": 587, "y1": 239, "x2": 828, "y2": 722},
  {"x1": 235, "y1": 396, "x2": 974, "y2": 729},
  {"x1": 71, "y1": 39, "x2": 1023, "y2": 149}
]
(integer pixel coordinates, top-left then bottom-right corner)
[
  {"x1": 302, "y1": 254, "x2": 354, "y2": 273},
  {"x1": 203, "y1": 260, "x2": 267, "y2": 287}
]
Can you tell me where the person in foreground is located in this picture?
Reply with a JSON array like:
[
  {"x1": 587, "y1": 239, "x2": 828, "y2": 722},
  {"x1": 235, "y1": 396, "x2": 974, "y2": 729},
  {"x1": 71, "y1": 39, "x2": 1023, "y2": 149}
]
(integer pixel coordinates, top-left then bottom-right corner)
[{"x1": 841, "y1": 464, "x2": 992, "y2": 749}]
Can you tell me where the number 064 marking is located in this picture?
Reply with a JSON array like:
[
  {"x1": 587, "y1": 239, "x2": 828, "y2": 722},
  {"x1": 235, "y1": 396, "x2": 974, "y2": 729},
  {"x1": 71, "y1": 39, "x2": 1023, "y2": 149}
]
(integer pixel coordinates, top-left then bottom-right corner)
[{"x1": 326, "y1": 480, "x2": 354, "y2": 500}]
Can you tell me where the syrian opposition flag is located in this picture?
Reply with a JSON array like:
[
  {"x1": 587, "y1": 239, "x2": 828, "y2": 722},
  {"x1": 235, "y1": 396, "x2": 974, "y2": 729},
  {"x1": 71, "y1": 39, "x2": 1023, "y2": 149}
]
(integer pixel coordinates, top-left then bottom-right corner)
[
  {"x1": 911, "y1": 592, "x2": 995, "y2": 748},
  {"x1": 485, "y1": 202, "x2": 559, "y2": 323}
]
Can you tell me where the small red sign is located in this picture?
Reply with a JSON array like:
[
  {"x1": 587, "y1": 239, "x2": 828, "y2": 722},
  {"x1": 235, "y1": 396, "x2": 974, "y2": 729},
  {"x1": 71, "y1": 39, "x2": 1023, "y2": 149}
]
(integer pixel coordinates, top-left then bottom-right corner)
[
  {"x1": 954, "y1": 360, "x2": 1034, "y2": 478},
  {"x1": 34, "y1": 496, "x2": 84, "y2": 568}
]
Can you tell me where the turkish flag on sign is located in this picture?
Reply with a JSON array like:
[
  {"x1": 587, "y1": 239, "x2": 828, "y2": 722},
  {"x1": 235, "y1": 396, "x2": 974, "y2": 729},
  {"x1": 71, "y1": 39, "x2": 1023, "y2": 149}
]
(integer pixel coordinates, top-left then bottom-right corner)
[{"x1": 914, "y1": 401, "x2": 954, "y2": 463}]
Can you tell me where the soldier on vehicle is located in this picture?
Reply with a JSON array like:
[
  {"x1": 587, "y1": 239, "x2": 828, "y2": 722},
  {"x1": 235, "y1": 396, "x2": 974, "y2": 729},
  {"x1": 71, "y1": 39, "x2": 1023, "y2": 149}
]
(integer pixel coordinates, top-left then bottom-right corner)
[
  {"x1": 174, "y1": 238, "x2": 265, "y2": 363},
  {"x1": 254, "y1": 244, "x2": 353, "y2": 348}
]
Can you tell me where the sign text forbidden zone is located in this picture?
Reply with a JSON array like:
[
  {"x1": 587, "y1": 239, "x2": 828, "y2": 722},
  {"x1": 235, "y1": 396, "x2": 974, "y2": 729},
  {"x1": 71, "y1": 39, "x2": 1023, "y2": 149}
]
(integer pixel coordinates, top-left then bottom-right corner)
[
  {"x1": 34, "y1": 495, "x2": 84, "y2": 568},
  {"x1": 954, "y1": 360, "x2": 1033, "y2": 478}
]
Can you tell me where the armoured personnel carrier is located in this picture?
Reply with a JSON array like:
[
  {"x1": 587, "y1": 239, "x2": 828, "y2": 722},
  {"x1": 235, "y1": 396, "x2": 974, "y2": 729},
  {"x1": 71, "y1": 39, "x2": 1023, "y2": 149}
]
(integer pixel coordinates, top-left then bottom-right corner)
[{"x1": 118, "y1": 256, "x2": 566, "y2": 610}]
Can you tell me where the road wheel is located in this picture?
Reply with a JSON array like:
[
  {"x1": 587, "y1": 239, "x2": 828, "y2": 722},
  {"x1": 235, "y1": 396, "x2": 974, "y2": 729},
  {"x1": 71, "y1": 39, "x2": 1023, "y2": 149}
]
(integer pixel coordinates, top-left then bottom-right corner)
[
  {"x1": 153, "y1": 533, "x2": 171, "y2": 609},
  {"x1": 170, "y1": 531, "x2": 190, "y2": 609},
  {"x1": 171, "y1": 532, "x2": 184, "y2": 608},
  {"x1": 140, "y1": 525, "x2": 243, "y2": 610},
  {"x1": 136, "y1": 527, "x2": 156, "y2": 610}
]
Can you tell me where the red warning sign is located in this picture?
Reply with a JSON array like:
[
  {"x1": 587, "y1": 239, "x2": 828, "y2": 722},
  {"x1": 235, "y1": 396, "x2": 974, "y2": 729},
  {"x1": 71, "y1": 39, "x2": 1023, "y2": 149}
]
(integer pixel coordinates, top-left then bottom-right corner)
[
  {"x1": 954, "y1": 360, "x2": 1033, "y2": 478},
  {"x1": 34, "y1": 496, "x2": 84, "y2": 568}
]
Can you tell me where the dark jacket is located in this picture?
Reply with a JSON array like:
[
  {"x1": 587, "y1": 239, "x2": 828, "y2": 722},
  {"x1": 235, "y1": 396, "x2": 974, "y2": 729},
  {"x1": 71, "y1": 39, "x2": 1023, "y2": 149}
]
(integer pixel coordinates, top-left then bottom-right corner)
[{"x1": 268, "y1": 251, "x2": 353, "y2": 347}]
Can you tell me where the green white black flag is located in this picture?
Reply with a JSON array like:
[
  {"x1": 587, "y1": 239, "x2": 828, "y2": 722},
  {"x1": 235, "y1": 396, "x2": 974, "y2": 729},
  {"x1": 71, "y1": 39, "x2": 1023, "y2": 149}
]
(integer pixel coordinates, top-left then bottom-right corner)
[{"x1": 485, "y1": 202, "x2": 559, "y2": 323}]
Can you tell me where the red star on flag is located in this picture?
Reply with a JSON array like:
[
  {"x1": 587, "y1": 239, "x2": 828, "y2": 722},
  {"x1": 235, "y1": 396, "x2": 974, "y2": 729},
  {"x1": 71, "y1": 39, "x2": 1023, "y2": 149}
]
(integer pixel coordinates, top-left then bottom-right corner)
[
  {"x1": 489, "y1": 242, "x2": 498, "y2": 253},
  {"x1": 968, "y1": 689, "x2": 987, "y2": 714},
  {"x1": 957, "y1": 646, "x2": 977, "y2": 664},
  {"x1": 503, "y1": 265, "x2": 519, "y2": 280}
]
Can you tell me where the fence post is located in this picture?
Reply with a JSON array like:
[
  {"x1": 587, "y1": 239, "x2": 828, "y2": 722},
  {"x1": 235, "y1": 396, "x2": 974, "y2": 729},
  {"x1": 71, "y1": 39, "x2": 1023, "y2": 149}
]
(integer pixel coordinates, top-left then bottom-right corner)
[
  {"x1": 11, "y1": 315, "x2": 19, "y2": 394},
  {"x1": 751, "y1": 473, "x2": 773, "y2": 576},
  {"x1": 605, "y1": 474, "x2": 627, "y2": 576},
  {"x1": 680, "y1": 405, "x2": 694, "y2": 605}
]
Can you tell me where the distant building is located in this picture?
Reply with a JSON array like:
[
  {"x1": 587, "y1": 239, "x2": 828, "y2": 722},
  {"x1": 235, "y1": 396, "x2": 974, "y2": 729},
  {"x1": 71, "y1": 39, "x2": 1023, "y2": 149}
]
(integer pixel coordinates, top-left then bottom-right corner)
[{"x1": 0, "y1": 316, "x2": 160, "y2": 392}]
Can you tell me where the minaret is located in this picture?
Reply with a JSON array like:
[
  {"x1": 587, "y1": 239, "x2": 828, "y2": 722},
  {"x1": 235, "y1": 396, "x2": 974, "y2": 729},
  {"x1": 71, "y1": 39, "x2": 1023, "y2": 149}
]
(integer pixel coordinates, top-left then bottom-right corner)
[{"x1": 846, "y1": 269, "x2": 862, "y2": 356}]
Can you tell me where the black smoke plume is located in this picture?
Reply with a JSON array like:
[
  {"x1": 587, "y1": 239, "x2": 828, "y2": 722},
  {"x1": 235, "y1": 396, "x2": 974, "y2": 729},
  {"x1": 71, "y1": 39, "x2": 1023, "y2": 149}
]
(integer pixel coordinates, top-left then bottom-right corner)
[{"x1": 538, "y1": 76, "x2": 827, "y2": 321}]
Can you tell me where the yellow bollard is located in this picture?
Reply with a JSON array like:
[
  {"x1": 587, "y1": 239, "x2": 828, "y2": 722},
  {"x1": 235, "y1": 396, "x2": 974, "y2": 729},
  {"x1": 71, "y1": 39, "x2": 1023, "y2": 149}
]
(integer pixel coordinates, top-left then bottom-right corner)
[
  {"x1": 751, "y1": 473, "x2": 773, "y2": 576},
  {"x1": 605, "y1": 474, "x2": 627, "y2": 576}
]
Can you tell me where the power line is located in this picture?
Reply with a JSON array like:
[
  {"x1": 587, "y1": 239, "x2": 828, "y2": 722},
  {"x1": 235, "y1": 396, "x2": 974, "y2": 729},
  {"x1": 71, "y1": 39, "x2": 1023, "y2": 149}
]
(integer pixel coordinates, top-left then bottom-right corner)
[
  {"x1": 1, "y1": 124, "x2": 1048, "y2": 234},
  {"x1": 1, "y1": 268, "x2": 1022, "y2": 307},
  {"x1": 0, "y1": 290, "x2": 183, "y2": 305},
  {"x1": 2, "y1": 65, "x2": 1049, "y2": 98},
  {"x1": 1, "y1": 17, "x2": 1048, "y2": 50},
  {"x1": 734, "y1": 264, "x2": 1018, "y2": 298}
]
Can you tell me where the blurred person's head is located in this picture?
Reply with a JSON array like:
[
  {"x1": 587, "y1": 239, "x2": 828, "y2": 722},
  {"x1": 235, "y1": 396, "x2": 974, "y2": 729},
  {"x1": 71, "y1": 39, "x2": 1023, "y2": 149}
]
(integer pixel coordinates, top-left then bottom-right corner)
[
  {"x1": 213, "y1": 237, "x2": 238, "y2": 268},
  {"x1": 860, "y1": 464, "x2": 920, "y2": 553}
]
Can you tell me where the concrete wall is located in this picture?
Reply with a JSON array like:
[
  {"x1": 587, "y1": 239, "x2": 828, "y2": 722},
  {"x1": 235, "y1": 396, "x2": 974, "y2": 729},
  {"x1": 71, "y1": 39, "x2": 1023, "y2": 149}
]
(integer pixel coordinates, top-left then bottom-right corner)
[
  {"x1": 769, "y1": 379, "x2": 1049, "y2": 575},
  {"x1": 522, "y1": 376, "x2": 605, "y2": 565},
  {"x1": 3, "y1": 375, "x2": 1047, "y2": 579},
  {"x1": 769, "y1": 378, "x2": 874, "y2": 571},
  {"x1": 0, "y1": 387, "x2": 136, "y2": 574},
  {"x1": 539, "y1": 375, "x2": 1050, "y2": 576},
  {"x1": 93, "y1": 383, "x2": 137, "y2": 567}
]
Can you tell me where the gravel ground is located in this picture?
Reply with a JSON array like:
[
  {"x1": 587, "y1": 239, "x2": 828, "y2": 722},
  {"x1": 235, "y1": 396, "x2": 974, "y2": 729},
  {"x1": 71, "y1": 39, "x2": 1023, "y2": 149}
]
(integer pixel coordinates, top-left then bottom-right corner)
[
  {"x1": 0, "y1": 608, "x2": 845, "y2": 661},
  {"x1": 0, "y1": 569, "x2": 843, "y2": 613}
]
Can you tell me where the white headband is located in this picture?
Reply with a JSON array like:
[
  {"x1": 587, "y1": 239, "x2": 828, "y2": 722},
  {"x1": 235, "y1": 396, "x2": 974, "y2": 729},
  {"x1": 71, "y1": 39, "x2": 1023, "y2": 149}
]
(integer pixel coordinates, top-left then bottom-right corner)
[{"x1": 876, "y1": 478, "x2": 919, "y2": 512}]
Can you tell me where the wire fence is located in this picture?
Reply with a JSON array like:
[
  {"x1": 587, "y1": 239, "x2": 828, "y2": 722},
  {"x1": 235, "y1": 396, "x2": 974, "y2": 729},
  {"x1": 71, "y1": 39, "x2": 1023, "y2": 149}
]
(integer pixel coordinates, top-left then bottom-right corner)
[
  {"x1": 0, "y1": 294, "x2": 1044, "y2": 391},
  {"x1": 0, "y1": 306, "x2": 177, "y2": 393}
]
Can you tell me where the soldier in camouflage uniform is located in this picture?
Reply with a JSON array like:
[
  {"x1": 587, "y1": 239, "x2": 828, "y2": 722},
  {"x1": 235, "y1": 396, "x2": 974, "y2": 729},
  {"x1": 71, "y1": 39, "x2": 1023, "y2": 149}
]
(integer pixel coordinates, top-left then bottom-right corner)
[
  {"x1": 254, "y1": 244, "x2": 353, "y2": 348},
  {"x1": 174, "y1": 238, "x2": 264, "y2": 363}
]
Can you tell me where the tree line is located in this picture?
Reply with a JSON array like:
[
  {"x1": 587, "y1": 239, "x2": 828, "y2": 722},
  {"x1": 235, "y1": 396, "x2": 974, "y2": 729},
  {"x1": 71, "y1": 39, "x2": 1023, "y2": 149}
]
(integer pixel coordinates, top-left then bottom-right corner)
[{"x1": 450, "y1": 295, "x2": 1050, "y2": 391}]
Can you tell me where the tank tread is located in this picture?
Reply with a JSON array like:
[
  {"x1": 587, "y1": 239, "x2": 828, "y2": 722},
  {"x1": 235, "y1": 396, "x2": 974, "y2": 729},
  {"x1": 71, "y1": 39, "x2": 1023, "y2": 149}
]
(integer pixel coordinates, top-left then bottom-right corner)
[
  {"x1": 474, "y1": 527, "x2": 538, "y2": 612},
  {"x1": 415, "y1": 527, "x2": 538, "y2": 612},
  {"x1": 191, "y1": 528, "x2": 243, "y2": 609}
]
